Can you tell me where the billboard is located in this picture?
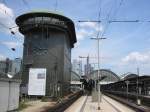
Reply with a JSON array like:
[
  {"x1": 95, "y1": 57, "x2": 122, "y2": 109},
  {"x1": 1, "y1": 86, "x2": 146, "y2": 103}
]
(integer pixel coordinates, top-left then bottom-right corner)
[{"x1": 28, "y1": 68, "x2": 46, "y2": 95}]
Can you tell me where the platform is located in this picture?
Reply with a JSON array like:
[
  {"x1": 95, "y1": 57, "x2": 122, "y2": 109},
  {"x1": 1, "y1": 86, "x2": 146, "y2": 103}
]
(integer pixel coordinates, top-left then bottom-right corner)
[{"x1": 65, "y1": 94, "x2": 136, "y2": 112}]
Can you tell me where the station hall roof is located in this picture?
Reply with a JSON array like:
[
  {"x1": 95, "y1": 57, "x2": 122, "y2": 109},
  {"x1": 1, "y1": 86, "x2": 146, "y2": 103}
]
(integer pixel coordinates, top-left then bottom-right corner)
[{"x1": 89, "y1": 69, "x2": 120, "y2": 82}]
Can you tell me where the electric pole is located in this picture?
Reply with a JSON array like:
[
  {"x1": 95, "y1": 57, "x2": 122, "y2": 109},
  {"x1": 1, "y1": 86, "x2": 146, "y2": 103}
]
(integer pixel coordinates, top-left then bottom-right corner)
[
  {"x1": 137, "y1": 67, "x2": 140, "y2": 105},
  {"x1": 91, "y1": 37, "x2": 106, "y2": 110}
]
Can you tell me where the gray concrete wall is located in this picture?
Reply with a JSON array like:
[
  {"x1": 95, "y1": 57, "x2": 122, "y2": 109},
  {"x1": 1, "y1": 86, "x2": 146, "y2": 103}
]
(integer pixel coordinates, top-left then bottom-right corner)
[
  {"x1": 8, "y1": 82, "x2": 20, "y2": 111},
  {"x1": 16, "y1": 13, "x2": 76, "y2": 97},
  {"x1": 22, "y1": 28, "x2": 71, "y2": 97},
  {"x1": 0, "y1": 81, "x2": 20, "y2": 112},
  {"x1": 0, "y1": 81, "x2": 9, "y2": 112}
]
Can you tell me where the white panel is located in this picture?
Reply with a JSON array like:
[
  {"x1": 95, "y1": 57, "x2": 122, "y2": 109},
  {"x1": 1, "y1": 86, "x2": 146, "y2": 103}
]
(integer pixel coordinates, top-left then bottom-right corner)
[
  {"x1": 0, "y1": 81, "x2": 9, "y2": 112},
  {"x1": 8, "y1": 82, "x2": 20, "y2": 111},
  {"x1": 28, "y1": 68, "x2": 47, "y2": 95}
]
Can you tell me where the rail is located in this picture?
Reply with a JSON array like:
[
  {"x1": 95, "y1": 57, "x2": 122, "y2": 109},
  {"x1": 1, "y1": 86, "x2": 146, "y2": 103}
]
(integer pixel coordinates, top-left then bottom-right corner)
[
  {"x1": 103, "y1": 92, "x2": 150, "y2": 112},
  {"x1": 47, "y1": 91, "x2": 83, "y2": 112}
]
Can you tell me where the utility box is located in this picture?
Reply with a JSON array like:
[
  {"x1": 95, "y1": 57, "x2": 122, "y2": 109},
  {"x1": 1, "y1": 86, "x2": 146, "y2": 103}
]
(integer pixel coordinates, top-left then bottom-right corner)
[{"x1": 16, "y1": 11, "x2": 76, "y2": 97}]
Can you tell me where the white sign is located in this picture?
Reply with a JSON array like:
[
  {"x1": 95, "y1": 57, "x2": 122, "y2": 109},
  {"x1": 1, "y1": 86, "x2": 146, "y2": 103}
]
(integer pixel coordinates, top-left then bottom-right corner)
[{"x1": 28, "y1": 68, "x2": 47, "y2": 95}]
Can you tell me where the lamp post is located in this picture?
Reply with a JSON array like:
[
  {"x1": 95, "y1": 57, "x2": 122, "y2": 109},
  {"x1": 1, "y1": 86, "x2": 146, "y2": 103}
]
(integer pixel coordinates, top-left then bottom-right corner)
[
  {"x1": 91, "y1": 37, "x2": 106, "y2": 110},
  {"x1": 125, "y1": 80, "x2": 130, "y2": 101},
  {"x1": 136, "y1": 67, "x2": 141, "y2": 105},
  {"x1": 134, "y1": 58, "x2": 141, "y2": 105}
]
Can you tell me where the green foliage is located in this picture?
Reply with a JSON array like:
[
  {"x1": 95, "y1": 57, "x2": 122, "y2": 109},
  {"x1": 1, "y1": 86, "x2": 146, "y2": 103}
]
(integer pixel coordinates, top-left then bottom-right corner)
[
  {"x1": 17, "y1": 100, "x2": 31, "y2": 111},
  {"x1": 41, "y1": 96, "x2": 48, "y2": 102}
]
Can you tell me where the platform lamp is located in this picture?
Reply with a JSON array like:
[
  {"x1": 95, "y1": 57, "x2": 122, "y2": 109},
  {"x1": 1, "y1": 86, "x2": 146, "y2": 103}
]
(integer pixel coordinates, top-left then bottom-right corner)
[{"x1": 136, "y1": 67, "x2": 141, "y2": 105}]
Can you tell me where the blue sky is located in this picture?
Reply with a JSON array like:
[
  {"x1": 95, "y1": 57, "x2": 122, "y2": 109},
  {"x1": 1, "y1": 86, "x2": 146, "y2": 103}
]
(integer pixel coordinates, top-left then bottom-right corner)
[{"x1": 0, "y1": 0, "x2": 150, "y2": 76}]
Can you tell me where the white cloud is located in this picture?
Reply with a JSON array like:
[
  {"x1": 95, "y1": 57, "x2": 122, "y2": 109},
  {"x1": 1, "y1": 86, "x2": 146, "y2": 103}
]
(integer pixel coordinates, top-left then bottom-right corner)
[
  {"x1": 76, "y1": 29, "x2": 92, "y2": 40},
  {"x1": 76, "y1": 22, "x2": 103, "y2": 40},
  {"x1": 79, "y1": 22, "x2": 96, "y2": 28},
  {"x1": 74, "y1": 42, "x2": 80, "y2": 48},
  {"x1": 121, "y1": 51, "x2": 150, "y2": 65},
  {"x1": 79, "y1": 22, "x2": 103, "y2": 32},
  {"x1": 1, "y1": 41, "x2": 22, "y2": 49},
  {"x1": 0, "y1": 3, "x2": 14, "y2": 17},
  {"x1": 101, "y1": 51, "x2": 150, "y2": 76}
]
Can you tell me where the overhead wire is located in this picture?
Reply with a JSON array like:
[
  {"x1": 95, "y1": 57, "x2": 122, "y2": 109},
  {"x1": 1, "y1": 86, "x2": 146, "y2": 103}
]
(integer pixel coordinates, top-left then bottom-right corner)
[
  {"x1": 0, "y1": 0, "x2": 17, "y2": 30},
  {"x1": 0, "y1": 6, "x2": 14, "y2": 19},
  {"x1": 63, "y1": 19, "x2": 150, "y2": 23},
  {"x1": 0, "y1": 19, "x2": 22, "y2": 44},
  {"x1": 75, "y1": 1, "x2": 102, "y2": 61},
  {"x1": 22, "y1": 0, "x2": 30, "y2": 10},
  {"x1": 0, "y1": 41, "x2": 17, "y2": 52},
  {"x1": 96, "y1": 0, "x2": 102, "y2": 38},
  {"x1": 54, "y1": 0, "x2": 58, "y2": 11},
  {"x1": 0, "y1": 22, "x2": 9, "y2": 29},
  {"x1": 0, "y1": 0, "x2": 7, "y2": 5},
  {"x1": 97, "y1": 0, "x2": 124, "y2": 68},
  {"x1": 0, "y1": 22, "x2": 23, "y2": 45},
  {"x1": 0, "y1": 0, "x2": 23, "y2": 51},
  {"x1": 111, "y1": 0, "x2": 124, "y2": 21},
  {"x1": 95, "y1": 0, "x2": 105, "y2": 70},
  {"x1": 87, "y1": 0, "x2": 102, "y2": 66},
  {"x1": 89, "y1": 0, "x2": 124, "y2": 69},
  {"x1": 100, "y1": 0, "x2": 124, "y2": 38},
  {"x1": 0, "y1": 21, "x2": 19, "y2": 34},
  {"x1": 0, "y1": 0, "x2": 19, "y2": 37}
]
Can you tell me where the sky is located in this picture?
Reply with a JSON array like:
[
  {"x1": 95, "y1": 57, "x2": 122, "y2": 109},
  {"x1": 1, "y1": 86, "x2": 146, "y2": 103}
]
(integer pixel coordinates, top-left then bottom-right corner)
[{"x1": 0, "y1": 0, "x2": 150, "y2": 76}]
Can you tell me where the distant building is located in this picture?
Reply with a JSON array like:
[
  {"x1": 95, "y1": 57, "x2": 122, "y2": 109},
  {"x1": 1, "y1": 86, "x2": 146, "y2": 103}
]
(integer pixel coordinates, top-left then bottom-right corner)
[
  {"x1": 72, "y1": 59, "x2": 82, "y2": 75},
  {"x1": 8, "y1": 58, "x2": 22, "y2": 76},
  {"x1": 0, "y1": 60, "x2": 7, "y2": 73},
  {"x1": 84, "y1": 64, "x2": 94, "y2": 76},
  {"x1": 0, "y1": 58, "x2": 22, "y2": 76},
  {"x1": 0, "y1": 58, "x2": 11, "y2": 74}
]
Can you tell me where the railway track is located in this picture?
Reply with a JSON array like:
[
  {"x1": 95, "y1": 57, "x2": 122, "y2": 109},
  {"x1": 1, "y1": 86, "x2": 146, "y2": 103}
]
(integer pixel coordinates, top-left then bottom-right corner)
[
  {"x1": 104, "y1": 92, "x2": 150, "y2": 112},
  {"x1": 47, "y1": 91, "x2": 83, "y2": 112}
]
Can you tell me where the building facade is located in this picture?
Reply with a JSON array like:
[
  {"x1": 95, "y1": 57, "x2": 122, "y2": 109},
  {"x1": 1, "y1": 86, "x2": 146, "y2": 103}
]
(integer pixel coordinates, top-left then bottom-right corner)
[{"x1": 16, "y1": 11, "x2": 76, "y2": 97}]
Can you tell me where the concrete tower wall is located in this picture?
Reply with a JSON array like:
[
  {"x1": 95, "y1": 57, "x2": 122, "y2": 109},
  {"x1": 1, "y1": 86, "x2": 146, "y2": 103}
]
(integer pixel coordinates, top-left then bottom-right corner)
[{"x1": 16, "y1": 12, "x2": 76, "y2": 97}]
